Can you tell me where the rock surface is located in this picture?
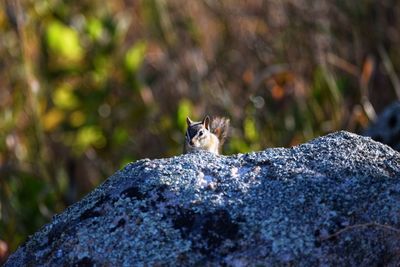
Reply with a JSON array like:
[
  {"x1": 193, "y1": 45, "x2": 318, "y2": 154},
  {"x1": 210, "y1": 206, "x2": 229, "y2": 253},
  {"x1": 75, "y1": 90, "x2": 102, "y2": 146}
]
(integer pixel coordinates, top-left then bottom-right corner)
[{"x1": 5, "y1": 131, "x2": 400, "y2": 266}]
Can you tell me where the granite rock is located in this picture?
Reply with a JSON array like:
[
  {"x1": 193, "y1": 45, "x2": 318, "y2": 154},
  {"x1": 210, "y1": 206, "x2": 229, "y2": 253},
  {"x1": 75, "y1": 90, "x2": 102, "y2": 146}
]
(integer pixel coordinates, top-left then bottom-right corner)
[{"x1": 5, "y1": 131, "x2": 400, "y2": 266}]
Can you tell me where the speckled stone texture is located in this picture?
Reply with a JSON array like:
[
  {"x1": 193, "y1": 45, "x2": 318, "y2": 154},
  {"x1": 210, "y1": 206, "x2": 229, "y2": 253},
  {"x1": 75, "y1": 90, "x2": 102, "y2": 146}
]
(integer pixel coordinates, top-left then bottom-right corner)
[{"x1": 5, "y1": 131, "x2": 400, "y2": 266}]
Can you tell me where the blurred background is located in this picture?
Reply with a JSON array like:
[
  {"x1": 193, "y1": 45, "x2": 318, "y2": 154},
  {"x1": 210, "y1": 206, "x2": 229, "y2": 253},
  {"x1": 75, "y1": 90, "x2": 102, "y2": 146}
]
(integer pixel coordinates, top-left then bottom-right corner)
[{"x1": 1, "y1": 0, "x2": 400, "y2": 262}]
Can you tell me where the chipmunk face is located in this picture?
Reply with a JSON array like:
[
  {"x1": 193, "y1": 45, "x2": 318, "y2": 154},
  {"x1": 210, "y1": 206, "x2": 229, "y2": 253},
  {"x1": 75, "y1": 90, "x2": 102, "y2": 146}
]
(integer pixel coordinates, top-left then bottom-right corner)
[{"x1": 185, "y1": 116, "x2": 211, "y2": 149}]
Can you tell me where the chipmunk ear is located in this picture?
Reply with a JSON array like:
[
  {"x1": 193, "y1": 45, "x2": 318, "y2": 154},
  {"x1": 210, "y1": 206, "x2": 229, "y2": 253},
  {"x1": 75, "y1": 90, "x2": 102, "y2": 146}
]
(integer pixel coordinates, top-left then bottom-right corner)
[
  {"x1": 202, "y1": 115, "x2": 210, "y2": 130},
  {"x1": 186, "y1": 117, "x2": 193, "y2": 126}
]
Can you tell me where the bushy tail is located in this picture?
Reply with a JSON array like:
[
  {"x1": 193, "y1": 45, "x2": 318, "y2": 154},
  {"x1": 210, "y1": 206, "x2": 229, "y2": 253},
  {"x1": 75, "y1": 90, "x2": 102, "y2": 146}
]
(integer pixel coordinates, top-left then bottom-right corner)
[{"x1": 211, "y1": 117, "x2": 230, "y2": 146}]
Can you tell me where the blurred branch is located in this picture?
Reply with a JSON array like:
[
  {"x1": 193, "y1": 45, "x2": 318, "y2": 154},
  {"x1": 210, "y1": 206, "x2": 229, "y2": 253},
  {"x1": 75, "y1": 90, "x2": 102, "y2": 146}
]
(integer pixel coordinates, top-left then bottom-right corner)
[
  {"x1": 327, "y1": 53, "x2": 359, "y2": 77},
  {"x1": 378, "y1": 45, "x2": 400, "y2": 100},
  {"x1": 321, "y1": 66, "x2": 341, "y2": 104},
  {"x1": 320, "y1": 65, "x2": 344, "y2": 128},
  {"x1": 360, "y1": 98, "x2": 376, "y2": 122},
  {"x1": 359, "y1": 55, "x2": 377, "y2": 121},
  {"x1": 5, "y1": 0, "x2": 52, "y2": 182}
]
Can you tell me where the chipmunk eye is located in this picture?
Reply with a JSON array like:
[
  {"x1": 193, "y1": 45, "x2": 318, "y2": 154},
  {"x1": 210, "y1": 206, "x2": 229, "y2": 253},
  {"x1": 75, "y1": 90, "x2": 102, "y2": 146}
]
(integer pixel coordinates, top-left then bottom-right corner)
[{"x1": 199, "y1": 130, "x2": 203, "y2": 136}]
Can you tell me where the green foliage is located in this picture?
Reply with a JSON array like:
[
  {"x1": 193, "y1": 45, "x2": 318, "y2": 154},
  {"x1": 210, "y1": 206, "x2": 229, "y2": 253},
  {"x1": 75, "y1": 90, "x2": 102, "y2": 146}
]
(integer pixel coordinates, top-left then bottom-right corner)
[
  {"x1": 124, "y1": 41, "x2": 147, "y2": 74},
  {"x1": 46, "y1": 20, "x2": 83, "y2": 62},
  {"x1": 75, "y1": 125, "x2": 106, "y2": 152},
  {"x1": 113, "y1": 127, "x2": 130, "y2": 146},
  {"x1": 1, "y1": 0, "x2": 399, "y2": 261},
  {"x1": 86, "y1": 18, "x2": 104, "y2": 41},
  {"x1": 244, "y1": 117, "x2": 258, "y2": 142},
  {"x1": 52, "y1": 84, "x2": 80, "y2": 110},
  {"x1": 177, "y1": 99, "x2": 192, "y2": 131}
]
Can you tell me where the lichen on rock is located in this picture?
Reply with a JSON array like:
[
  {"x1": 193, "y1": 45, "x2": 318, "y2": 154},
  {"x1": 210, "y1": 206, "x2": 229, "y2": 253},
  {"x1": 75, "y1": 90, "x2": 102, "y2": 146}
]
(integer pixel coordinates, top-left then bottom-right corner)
[{"x1": 5, "y1": 131, "x2": 400, "y2": 266}]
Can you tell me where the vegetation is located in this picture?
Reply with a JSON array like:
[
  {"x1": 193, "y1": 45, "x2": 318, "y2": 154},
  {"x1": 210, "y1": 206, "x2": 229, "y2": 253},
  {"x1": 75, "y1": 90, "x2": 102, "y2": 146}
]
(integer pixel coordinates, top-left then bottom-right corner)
[{"x1": 1, "y1": 0, "x2": 399, "y2": 261}]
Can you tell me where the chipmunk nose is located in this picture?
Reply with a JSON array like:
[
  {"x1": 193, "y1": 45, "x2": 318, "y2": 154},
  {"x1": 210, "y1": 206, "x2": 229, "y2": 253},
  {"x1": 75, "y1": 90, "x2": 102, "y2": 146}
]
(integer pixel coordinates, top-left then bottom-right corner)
[{"x1": 190, "y1": 140, "x2": 194, "y2": 146}]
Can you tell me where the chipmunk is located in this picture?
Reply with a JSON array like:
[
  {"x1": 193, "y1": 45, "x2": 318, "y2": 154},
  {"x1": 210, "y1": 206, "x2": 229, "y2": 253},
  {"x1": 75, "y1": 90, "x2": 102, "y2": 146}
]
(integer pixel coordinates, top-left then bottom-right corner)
[{"x1": 183, "y1": 115, "x2": 230, "y2": 155}]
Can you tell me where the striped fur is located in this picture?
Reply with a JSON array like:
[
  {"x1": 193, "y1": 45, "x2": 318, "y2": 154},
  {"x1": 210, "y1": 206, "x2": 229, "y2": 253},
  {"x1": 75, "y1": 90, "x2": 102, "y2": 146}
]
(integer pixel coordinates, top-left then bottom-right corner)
[{"x1": 183, "y1": 115, "x2": 230, "y2": 155}]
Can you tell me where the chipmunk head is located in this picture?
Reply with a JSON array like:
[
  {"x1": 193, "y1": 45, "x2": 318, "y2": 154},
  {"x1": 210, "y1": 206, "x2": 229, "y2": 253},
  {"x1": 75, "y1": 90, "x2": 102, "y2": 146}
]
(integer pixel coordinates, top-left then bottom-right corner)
[{"x1": 185, "y1": 116, "x2": 211, "y2": 149}]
